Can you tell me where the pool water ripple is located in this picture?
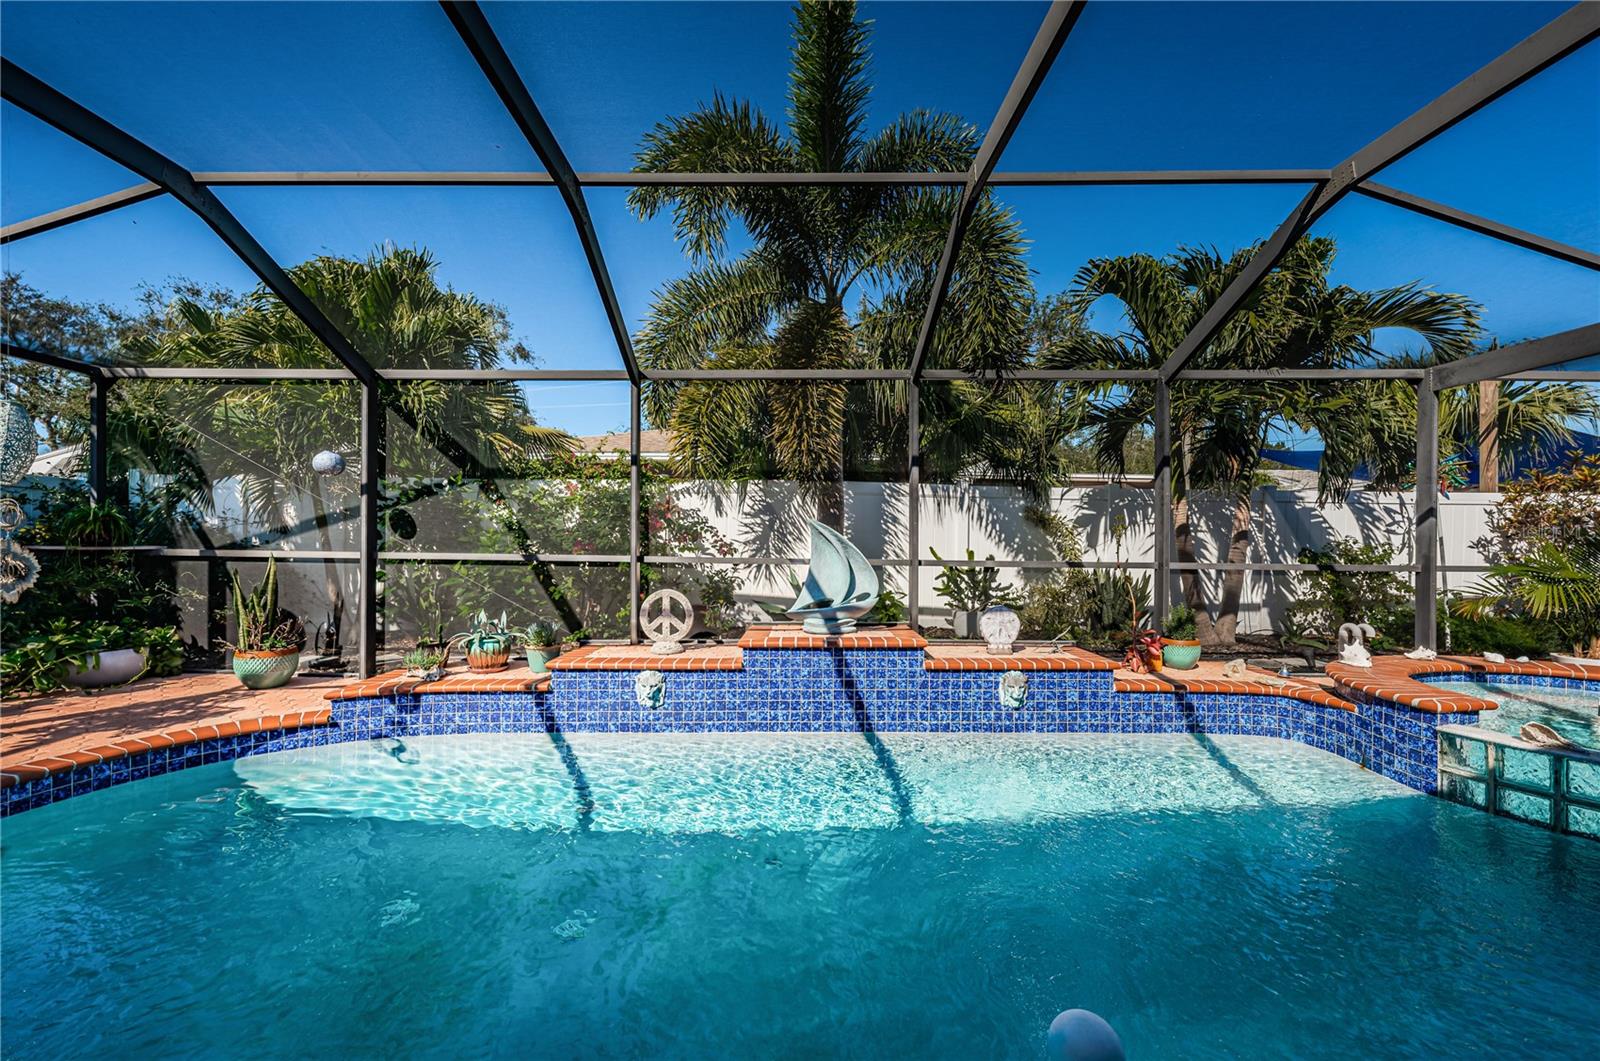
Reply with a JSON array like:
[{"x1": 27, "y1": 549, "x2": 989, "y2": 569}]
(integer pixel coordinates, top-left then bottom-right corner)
[{"x1": 3, "y1": 732, "x2": 1597, "y2": 1059}]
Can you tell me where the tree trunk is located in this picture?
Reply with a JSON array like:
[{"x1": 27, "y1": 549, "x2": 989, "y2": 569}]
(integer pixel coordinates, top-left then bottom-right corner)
[
  {"x1": 1478, "y1": 380, "x2": 1500, "y2": 492},
  {"x1": 1210, "y1": 491, "x2": 1254, "y2": 646},
  {"x1": 309, "y1": 488, "x2": 345, "y2": 659},
  {"x1": 1174, "y1": 492, "x2": 1221, "y2": 644},
  {"x1": 815, "y1": 451, "x2": 846, "y2": 531}
]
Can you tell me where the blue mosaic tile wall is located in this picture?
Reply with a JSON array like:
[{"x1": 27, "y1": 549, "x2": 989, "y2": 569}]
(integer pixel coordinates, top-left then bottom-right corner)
[
  {"x1": 1416, "y1": 672, "x2": 1600, "y2": 696},
  {"x1": 2, "y1": 648, "x2": 1491, "y2": 815}
]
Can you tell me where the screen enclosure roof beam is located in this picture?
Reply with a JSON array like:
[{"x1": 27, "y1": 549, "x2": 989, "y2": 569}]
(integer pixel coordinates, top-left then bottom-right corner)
[
  {"x1": 1432, "y1": 323, "x2": 1600, "y2": 390},
  {"x1": 1158, "y1": 2, "x2": 1600, "y2": 383}
]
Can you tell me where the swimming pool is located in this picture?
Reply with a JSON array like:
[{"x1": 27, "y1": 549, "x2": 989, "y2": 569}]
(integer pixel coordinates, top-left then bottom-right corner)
[
  {"x1": 1431, "y1": 679, "x2": 1600, "y2": 749},
  {"x1": 4, "y1": 732, "x2": 1598, "y2": 1058}
]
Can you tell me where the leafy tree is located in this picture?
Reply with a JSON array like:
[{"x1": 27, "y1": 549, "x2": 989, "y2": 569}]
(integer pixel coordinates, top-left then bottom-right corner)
[
  {"x1": 1043, "y1": 236, "x2": 1483, "y2": 646},
  {"x1": 627, "y1": 0, "x2": 1033, "y2": 525}
]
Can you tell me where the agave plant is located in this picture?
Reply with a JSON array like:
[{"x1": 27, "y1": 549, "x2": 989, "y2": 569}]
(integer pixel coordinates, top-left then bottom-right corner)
[{"x1": 1454, "y1": 537, "x2": 1600, "y2": 658}]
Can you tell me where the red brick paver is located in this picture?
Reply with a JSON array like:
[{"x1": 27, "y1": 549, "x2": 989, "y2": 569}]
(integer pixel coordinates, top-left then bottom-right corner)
[{"x1": 1, "y1": 672, "x2": 343, "y2": 780}]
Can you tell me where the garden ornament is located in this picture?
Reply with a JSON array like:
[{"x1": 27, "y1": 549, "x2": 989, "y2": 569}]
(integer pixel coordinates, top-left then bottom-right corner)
[
  {"x1": 980, "y1": 605, "x2": 1021, "y2": 655},
  {"x1": 0, "y1": 497, "x2": 39, "y2": 604},
  {"x1": 1482, "y1": 651, "x2": 1506, "y2": 664},
  {"x1": 787, "y1": 520, "x2": 879, "y2": 634},
  {"x1": 640, "y1": 588, "x2": 694, "y2": 654},
  {"x1": 0, "y1": 397, "x2": 35, "y2": 485},
  {"x1": 1221, "y1": 658, "x2": 1248, "y2": 679},
  {"x1": 999, "y1": 671, "x2": 1027, "y2": 709},
  {"x1": 1404, "y1": 646, "x2": 1438, "y2": 660},
  {"x1": 1335, "y1": 623, "x2": 1375, "y2": 668},
  {"x1": 311, "y1": 450, "x2": 346, "y2": 476},
  {"x1": 634, "y1": 669, "x2": 665, "y2": 709}
]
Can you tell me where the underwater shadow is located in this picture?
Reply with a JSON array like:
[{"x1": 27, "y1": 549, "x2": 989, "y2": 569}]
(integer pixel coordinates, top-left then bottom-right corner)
[
  {"x1": 538, "y1": 701, "x2": 596, "y2": 833},
  {"x1": 1190, "y1": 730, "x2": 1275, "y2": 805},
  {"x1": 827, "y1": 650, "x2": 916, "y2": 826}
]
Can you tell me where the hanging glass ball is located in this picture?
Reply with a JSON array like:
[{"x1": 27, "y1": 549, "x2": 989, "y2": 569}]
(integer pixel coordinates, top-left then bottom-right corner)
[
  {"x1": 0, "y1": 398, "x2": 36, "y2": 486},
  {"x1": 310, "y1": 450, "x2": 346, "y2": 476}
]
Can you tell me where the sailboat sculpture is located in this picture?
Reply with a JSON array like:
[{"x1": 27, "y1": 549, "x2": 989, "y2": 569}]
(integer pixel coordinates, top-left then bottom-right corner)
[{"x1": 787, "y1": 520, "x2": 880, "y2": 634}]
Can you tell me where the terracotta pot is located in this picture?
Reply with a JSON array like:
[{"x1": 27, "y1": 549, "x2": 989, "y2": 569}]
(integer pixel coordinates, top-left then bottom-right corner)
[
  {"x1": 466, "y1": 646, "x2": 512, "y2": 673},
  {"x1": 231, "y1": 647, "x2": 300, "y2": 690},
  {"x1": 1161, "y1": 638, "x2": 1203, "y2": 670}
]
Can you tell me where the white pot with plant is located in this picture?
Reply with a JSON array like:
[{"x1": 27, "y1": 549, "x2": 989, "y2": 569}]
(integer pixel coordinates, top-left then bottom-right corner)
[{"x1": 401, "y1": 646, "x2": 446, "y2": 682}]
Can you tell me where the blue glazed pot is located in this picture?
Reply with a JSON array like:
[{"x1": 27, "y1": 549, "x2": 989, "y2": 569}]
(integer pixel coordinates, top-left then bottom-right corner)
[
  {"x1": 231, "y1": 648, "x2": 300, "y2": 690},
  {"x1": 1161, "y1": 640, "x2": 1202, "y2": 670}
]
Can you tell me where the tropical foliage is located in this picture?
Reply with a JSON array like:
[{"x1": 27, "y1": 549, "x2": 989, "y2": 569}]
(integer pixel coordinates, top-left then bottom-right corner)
[
  {"x1": 628, "y1": 0, "x2": 1034, "y2": 522},
  {"x1": 1041, "y1": 237, "x2": 1484, "y2": 645},
  {"x1": 1456, "y1": 455, "x2": 1600, "y2": 657}
]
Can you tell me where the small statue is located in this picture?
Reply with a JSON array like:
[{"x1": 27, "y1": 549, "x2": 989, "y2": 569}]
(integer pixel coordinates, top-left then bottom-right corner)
[
  {"x1": 786, "y1": 521, "x2": 880, "y2": 634},
  {"x1": 999, "y1": 671, "x2": 1027, "y2": 708},
  {"x1": 634, "y1": 670, "x2": 665, "y2": 709},
  {"x1": 640, "y1": 588, "x2": 694, "y2": 655},
  {"x1": 1404, "y1": 646, "x2": 1437, "y2": 660},
  {"x1": 979, "y1": 606, "x2": 1020, "y2": 655},
  {"x1": 1335, "y1": 622, "x2": 1376, "y2": 668}
]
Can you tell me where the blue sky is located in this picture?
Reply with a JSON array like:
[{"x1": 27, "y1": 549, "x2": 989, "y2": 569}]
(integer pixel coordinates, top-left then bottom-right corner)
[{"x1": 2, "y1": 1, "x2": 1596, "y2": 439}]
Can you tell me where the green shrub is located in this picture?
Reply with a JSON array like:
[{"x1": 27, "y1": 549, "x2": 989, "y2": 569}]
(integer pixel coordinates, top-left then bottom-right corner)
[
  {"x1": 1287, "y1": 536, "x2": 1412, "y2": 642},
  {"x1": 1164, "y1": 603, "x2": 1197, "y2": 641}
]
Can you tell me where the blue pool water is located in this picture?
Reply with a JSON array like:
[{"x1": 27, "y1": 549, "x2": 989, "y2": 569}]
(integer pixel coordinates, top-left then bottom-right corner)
[
  {"x1": 1432, "y1": 680, "x2": 1600, "y2": 749},
  {"x1": 4, "y1": 732, "x2": 1598, "y2": 1059}
]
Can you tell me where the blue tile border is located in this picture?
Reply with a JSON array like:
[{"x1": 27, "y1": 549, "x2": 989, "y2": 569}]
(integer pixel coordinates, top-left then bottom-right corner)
[{"x1": 1, "y1": 648, "x2": 1473, "y2": 816}]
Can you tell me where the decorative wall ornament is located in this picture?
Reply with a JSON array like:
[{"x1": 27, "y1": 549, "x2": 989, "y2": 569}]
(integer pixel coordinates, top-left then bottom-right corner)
[
  {"x1": 310, "y1": 450, "x2": 347, "y2": 476},
  {"x1": 0, "y1": 398, "x2": 36, "y2": 486},
  {"x1": 979, "y1": 605, "x2": 1020, "y2": 654},
  {"x1": 640, "y1": 588, "x2": 694, "y2": 654},
  {"x1": 998, "y1": 670, "x2": 1027, "y2": 709},
  {"x1": 634, "y1": 669, "x2": 665, "y2": 708},
  {"x1": 1334, "y1": 622, "x2": 1376, "y2": 668},
  {"x1": 787, "y1": 520, "x2": 880, "y2": 634},
  {"x1": 0, "y1": 497, "x2": 39, "y2": 603}
]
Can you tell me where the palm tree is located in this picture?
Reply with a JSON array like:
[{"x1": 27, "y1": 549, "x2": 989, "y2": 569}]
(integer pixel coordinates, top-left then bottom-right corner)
[
  {"x1": 115, "y1": 246, "x2": 578, "y2": 647},
  {"x1": 1455, "y1": 536, "x2": 1600, "y2": 657},
  {"x1": 1044, "y1": 236, "x2": 1484, "y2": 646},
  {"x1": 628, "y1": 0, "x2": 1033, "y2": 527}
]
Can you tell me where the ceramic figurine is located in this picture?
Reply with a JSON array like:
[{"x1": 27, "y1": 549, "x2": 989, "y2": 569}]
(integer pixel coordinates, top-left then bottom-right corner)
[
  {"x1": 787, "y1": 520, "x2": 880, "y2": 634},
  {"x1": 1335, "y1": 622, "x2": 1376, "y2": 668},
  {"x1": 979, "y1": 605, "x2": 1021, "y2": 655}
]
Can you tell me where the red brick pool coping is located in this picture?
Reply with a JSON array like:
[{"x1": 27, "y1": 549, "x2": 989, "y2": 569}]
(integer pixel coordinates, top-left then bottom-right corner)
[
  {"x1": 1, "y1": 706, "x2": 333, "y2": 787},
  {"x1": 1327, "y1": 654, "x2": 1600, "y2": 713},
  {"x1": 11, "y1": 646, "x2": 1597, "y2": 791}
]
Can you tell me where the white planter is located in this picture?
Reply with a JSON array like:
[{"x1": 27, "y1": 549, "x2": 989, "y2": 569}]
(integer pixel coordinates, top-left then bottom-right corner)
[
  {"x1": 63, "y1": 648, "x2": 147, "y2": 688},
  {"x1": 1551, "y1": 653, "x2": 1600, "y2": 668},
  {"x1": 952, "y1": 610, "x2": 980, "y2": 639}
]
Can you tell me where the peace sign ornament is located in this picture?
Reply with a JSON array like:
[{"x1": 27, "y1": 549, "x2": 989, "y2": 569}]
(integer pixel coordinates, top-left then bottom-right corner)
[{"x1": 641, "y1": 588, "x2": 695, "y2": 655}]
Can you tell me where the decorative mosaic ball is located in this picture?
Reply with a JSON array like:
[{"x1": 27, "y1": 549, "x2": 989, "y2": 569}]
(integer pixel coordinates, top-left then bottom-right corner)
[
  {"x1": 310, "y1": 450, "x2": 346, "y2": 476},
  {"x1": 1047, "y1": 1009, "x2": 1124, "y2": 1061}
]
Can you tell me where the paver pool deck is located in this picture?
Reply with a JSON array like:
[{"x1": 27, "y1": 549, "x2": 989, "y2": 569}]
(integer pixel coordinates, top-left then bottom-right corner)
[{"x1": 1, "y1": 672, "x2": 344, "y2": 770}]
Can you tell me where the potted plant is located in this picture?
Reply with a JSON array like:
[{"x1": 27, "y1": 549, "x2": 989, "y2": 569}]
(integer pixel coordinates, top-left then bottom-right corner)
[
  {"x1": 402, "y1": 646, "x2": 447, "y2": 682},
  {"x1": 455, "y1": 610, "x2": 515, "y2": 673},
  {"x1": 60, "y1": 621, "x2": 148, "y2": 689},
  {"x1": 930, "y1": 548, "x2": 1017, "y2": 638},
  {"x1": 521, "y1": 621, "x2": 561, "y2": 673},
  {"x1": 226, "y1": 557, "x2": 304, "y2": 690},
  {"x1": 1161, "y1": 603, "x2": 1203, "y2": 670}
]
